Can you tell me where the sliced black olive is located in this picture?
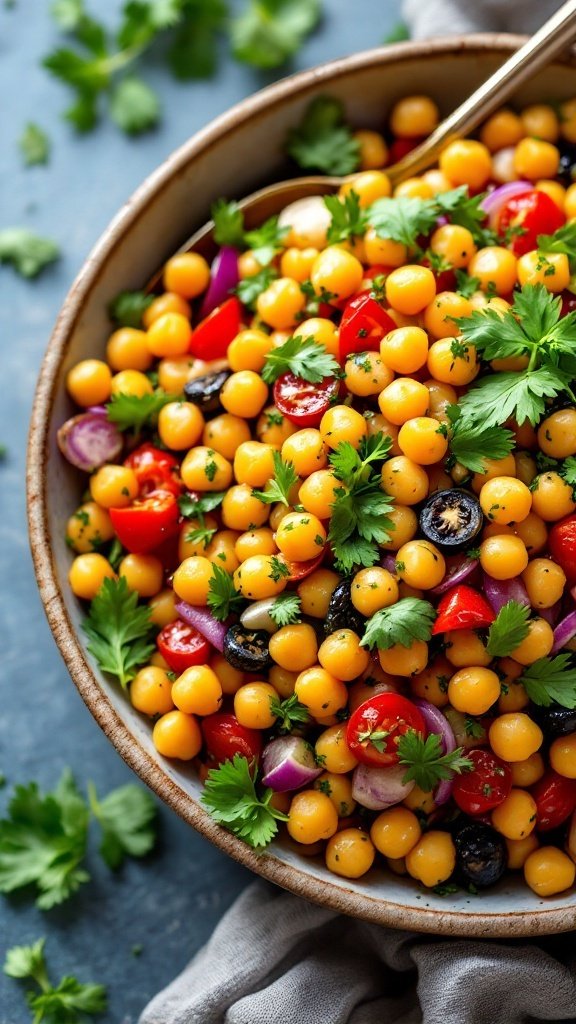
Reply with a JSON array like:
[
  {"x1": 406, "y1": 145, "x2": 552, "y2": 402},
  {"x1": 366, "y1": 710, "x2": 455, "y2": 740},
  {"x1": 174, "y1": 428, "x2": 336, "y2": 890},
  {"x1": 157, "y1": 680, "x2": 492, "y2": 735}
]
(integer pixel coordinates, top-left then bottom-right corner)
[
  {"x1": 419, "y1": 488, "x2": 483, "y2": 551},
  {"x1": 529, "y1": 703, "x2": 576, "y2": 739},
  {"x1": 324, "y1": 579, "x2": 365, "y2": 637},
  {"x1": 223, "y1": 623, "x2": 272, "y2": 673},
  {"x1": 184, "y1": 369, "x2": 231, "y2": 414},
  {"x1": 453, "y1": 821, "x2": 507, "y2": 888},
  {"x1": 557, "y1": 140, "x2": 576, "y2": 185}
]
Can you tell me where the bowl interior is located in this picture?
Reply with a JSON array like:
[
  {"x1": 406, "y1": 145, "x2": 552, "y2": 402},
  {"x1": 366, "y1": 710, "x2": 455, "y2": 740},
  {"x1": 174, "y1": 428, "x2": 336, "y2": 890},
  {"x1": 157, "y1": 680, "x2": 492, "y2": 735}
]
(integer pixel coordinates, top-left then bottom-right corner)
[{"x1": 28, "y1": 36, "x2": 576, "y2": 937}]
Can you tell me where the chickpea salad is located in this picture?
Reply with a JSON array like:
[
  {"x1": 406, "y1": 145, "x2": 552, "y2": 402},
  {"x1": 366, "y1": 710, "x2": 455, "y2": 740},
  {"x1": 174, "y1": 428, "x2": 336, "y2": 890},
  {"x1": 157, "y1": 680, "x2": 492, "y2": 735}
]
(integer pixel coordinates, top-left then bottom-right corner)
[{"x1": 59, "y1": 94, "x2": 576, "y2": 898}]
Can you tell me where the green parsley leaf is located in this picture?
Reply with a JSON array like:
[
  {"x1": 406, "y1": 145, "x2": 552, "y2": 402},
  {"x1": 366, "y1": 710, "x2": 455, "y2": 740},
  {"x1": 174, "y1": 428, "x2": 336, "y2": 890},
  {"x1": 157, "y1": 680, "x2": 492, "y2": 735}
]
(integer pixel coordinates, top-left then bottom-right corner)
[
  {"x1": 185, "y1": 524, "x2": 217, "y2": 548},
  {"x1": 87, "y1": 782, "x2": 157, "y2": 870},
  {"x1": 231, "y1": 0, "x2": 320, "y2": 69},
  {"x1": 520, "y1": 654, "x2": 576, "y2": 709},
  {"x1": 168, "y1": 0, "x2": 228, "y2": 80},
  {"x1": 261, "y1": 334, "x2": 339, "y2": 385},
  {"x1": 235, "y1": 266, "x2": 278, "y2": 310},
  {"x1": 0, "y1": 228, "x2": 60, "y2": 278},
  {"x1": 178, "y1": 490, "x2": 226, "y2": 520},
  {"x1": 324, "y1": 190, "x2": 368, "y2": 245},
  {"x1": 51, "y1": 0, "x2": 85, "y2": 31},
  {"x1": 19, "y1": 123, "x2": 51, "y2": 166},
  {"x1": 108, "y1": 289, "x2": 153, "y2": 328},
  {"x1": 561, "y1": 455, "x2": 576, "y2": 499},
  {"x1": 83, "y1": 577, "x2": 155, "y2": 688},
  {"x1": 397, "y1": 731, "x2": 473, "y2": 792},
  {"x1": 4, "y1": 936, "x2": 107, "y2": 1023},
  {"x1": 106, "y1": 388, "x2": 173, "y2": 433},
  {"x1": 4, "y1": 937, "x2": 48, "y2": 981},
  {"x1": 458, "y1": 366, "x2": 572, "y2": 428},
  {"x1": 330, "y1": 431, "x2": 392, "y2": 485},
  {"x1": 270, "y1": 693, "x2": 309, "y2": 732},
  {"x1": 298, "y1": 279, "x2": 338, "y2": 317},
  {"x1": 464, "y1": 716, "x2": 485, "y2": 739},
  {"x1": 486, "y1": 600, "x2": 531, "y2": 657},
  {"x1": 435, "y1": 187, "x2": 493, "y2": 246},
  {"x1": 361, "y1": 597, "x2": 436, "y2": 651},
  {"x1": 211, "y1": 198, "x2": 245, "y2": 249},
  {"x1": 537, "y1": 220, "x2": 576, "y2": 264},
  {"x1": 244, "y1": 215, "x2": 289, "y2": 267},
  {"x1": 383, "y1": 20, "x2": 410, "y2": 42},
  {"x1": 286, "y1": 96, "x2": 361, "y2": 175},
  {"x1": 269, "y1": 555, "x2": 290, "y2": 583},
  {"x1": 252, "y1": 451, "x2": 298, "y2": 506},
  {"x1": 201, "y1": 753, "x2": 288, "y2": 848},
  {"x1": 446, "y1": 404, "x2": 515, "y2": 473},
  {"x1": 368, "y1": 195, "x2": 438, "y2": 248},
  {"x1": 0, "y1": 770, "x2": 90, "y2": 909},
  {"x1": 328, "y1": 431, "x2": 395, "y2": 573},
  {"x1": 269, "y1": 592, "x2": 302, "y2": 627},
  {"x1": 207, "y1": 563, "x2": 244, "y2": 622},
  {"x1": 454, "y1": 269, "x2": 481, "y2": 299},
  {"x1": 109, "y1": 76, "x2": 160, "y2": 134}
]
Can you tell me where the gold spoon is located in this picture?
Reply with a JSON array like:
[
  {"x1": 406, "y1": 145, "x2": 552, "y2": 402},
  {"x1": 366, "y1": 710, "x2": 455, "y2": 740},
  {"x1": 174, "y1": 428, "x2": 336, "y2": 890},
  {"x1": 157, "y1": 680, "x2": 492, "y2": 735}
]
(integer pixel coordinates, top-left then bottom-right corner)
[{"x1": 156, "y1": 0, "x2": 576, "y2": 273}]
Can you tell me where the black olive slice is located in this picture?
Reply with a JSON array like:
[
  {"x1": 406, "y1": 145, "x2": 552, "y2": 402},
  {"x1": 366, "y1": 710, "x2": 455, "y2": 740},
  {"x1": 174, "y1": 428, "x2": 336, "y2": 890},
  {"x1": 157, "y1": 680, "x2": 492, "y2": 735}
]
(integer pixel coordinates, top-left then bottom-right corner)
[
  {"x1": 453, "y1": 821, "x2": 507, "y2": 888},
  {"x1": 529, "y1": 703, "x2": 576, "y2": 739},
  {"x1": 419, "y1": 488, "x2": 483, "y2": 551},
  {"x1": 324, "y1": 579, "x2": 365, "y2": 637},
  {"x1": 184, "y1": 369, "x2": 231, "y2": 413},
  {"x1": 223, "y1": 623, "x2": 272, "y2": 672}
]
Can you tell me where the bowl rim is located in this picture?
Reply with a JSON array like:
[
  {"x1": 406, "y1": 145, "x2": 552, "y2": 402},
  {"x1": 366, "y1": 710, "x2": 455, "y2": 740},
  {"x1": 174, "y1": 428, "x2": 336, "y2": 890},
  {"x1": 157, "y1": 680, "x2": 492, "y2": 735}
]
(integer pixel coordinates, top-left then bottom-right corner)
[{"x1": 27, "y1": 33, "x2": 576, "y2": 937}]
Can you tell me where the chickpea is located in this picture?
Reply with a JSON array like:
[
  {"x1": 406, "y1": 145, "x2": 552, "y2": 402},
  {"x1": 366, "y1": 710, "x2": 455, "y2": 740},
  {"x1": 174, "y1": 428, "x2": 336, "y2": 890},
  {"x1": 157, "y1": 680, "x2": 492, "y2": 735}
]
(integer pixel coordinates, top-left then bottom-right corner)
[
  {"x1": 405, "y1": 831, "x2": 456, "y2": 887},
  {"x1": 524, "y1": 847, "x2": 575, "y2": 896},
  {"x1": 288, "y1": 790, "x2": 339, "y2": 845},
  {"x1": 318, "y1": 629, "x2": 370, "y2": 681},
  {"x1": 530, "y1": 472, "x2": 576, "y2": 521}
]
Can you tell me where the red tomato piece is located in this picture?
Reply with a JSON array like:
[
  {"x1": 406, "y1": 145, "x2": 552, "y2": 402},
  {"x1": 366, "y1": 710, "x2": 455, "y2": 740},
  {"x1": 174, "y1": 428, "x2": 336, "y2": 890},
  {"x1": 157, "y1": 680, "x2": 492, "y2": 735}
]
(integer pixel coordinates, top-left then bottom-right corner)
[
  {"x1": 109, "y1": 489, "x2": 180, "y2": 553},
  {"x1": 388, "y1": 137, "x2": 421, "y2": 162},
  {"x1": 432, "y1": 585, "x2": 496, "y2": 635},
  {"x1": 157, "y1": 619, "x2": 210, "y2": 674},
  {"x1": 346, "y1": 693, "x2": 427, "y2": 767},
  {"x1": 189, "y1": 297, "x2": 242, "y2": 360},
  {"x1": 531, "y1": 770, "x2": 576, "y2": 831},
  {"x1": 125, "y1": 442, "x2": 182, "y2": 497},
  {"x1": 273, "y1": 373, "x2": 340, "y2": 428},
  {"x1": 498, "y1": 189, "x2": 565, "y2": 256},
  {"x1": 548, "y1": 514, "x2": 576, "y2": 585},
  {"x1": 283, "y1": 552, "x2": 325, "y2": 582},
  {"x1": 339, "y1": 292, "x2": 397, "y2": 361},
  {"x1": 452, "y1": 749, "x2": 512, "y2": 815},
  {"x1": 201, "y1": 713, "x2": 262, "y2": 764}
]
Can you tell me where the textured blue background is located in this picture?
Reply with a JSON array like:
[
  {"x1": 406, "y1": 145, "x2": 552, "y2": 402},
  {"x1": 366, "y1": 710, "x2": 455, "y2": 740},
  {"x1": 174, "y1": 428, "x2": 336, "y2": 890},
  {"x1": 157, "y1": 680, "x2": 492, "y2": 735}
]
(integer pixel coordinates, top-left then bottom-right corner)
[{"x1": 0, "y1": 2, "x2": 402, "y2": 1021}]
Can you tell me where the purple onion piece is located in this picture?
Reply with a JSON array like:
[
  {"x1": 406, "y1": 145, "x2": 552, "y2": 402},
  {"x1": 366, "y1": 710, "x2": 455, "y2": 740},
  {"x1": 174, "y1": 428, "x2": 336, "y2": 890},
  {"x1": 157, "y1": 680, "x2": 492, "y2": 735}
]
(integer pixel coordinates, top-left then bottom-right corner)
[
  {"x1": 380, "y1": 553, "x2": 398, "y2": 574},
  {"x1": 199, "y1": 246, "x2": 239, "y2": 319},
  {"x1": 87, "y1": 405, "x2": 108, "y2": 416},
  {"x1": 261, "y1": 736, "x2": 321, "y2": 792},
  {"x1": 482, "y1": 572, "x2": 530, "y2": 613},
  {"x1": 552, "y1": 610, "x2": 576, "y2": 653},
  {"x1": 539, "y1": 600, "x2": 561, "y2": 628},
  {"x1": 351, "y1": 763, "x2": 414, "y2": 811},
  {"x1": 175, "y1": 600, "x2": 227, "y2": 653},
  {"x1": 57, "y1": 412, "x2": 123, "y2": 472},
  {"x1": 412, "y1": 699, "x2": 457, "y2": 806},
  {"x1": 431, "y1": 557, "x2": 478, "y2": 595},
  {"x1": 480, "y1": 181, "x2": 532, "y2": 228}
]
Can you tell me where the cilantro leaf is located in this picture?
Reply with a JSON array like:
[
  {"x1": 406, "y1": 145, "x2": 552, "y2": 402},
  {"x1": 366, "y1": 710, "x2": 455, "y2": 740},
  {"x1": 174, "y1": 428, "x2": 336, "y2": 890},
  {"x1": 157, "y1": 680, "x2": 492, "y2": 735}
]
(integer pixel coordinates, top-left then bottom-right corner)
[
  {"x1": 51, "y1": 0, "x2": 85, "y2": 31},
  {"x1": 108, "y1": 289, "x2": 153, "y2": 328},
  {"x1": 82, "y1": 577, "x2": 155, "y2": 688},
  {"x1": 87, "y1": 782, "x2": 157, "y2": 870},
  {"x1": 269, "y1": 554, "x2": 290, "y2": 582},
  {"x1": 446, "y1": 404, "x2": 515, "y2": 473},
  {"x1": 168, "y1": 0, "x2": 228, "y2": 80},
  {"x1": 201, "y1": 753, "x2": 288, "y2": 848},
  {"x1": 537, "y1": 220, "x2": 576, "y2": 263},
  {"x1": 252, "y1": 451, "x2": 298, "y2": 506},
  {"x1": 368, "y1": 195, "x2": 439, "y2": 248},
  {"x1": 231, "y1": 0, "x2": 320, "y2": 69},
  {"x1": 435, "y1": 186, "x2": 493, "y2": 246},
  {"x1": 458, "y1": 366, "x2": 572, "y2": 428},
  {"x1": 4, "y1": 937, "x2": 48, "y2": 981},
  {"x1": 286, "y1": 96, "x2": 361, "y2": 175},
  {"x1": 106, "y1": 388, "x2": 173, "y2": 433},
  {"x1": 211, "y1": 198, "x2": 245, "y2": 249},
  {"x1": 0, "y1": 770, "x2": 90, "y2": 909},
  {"x1": 561, "y1": 455, "x2": 576, "y2": 499},
  {"x1": 361, "y1": 597, "x2": 436, "y2": 651},
  {"x1": 454, "y1": 269, "x2": 481, "y2": 299},
  {"x1": 270, "y1": 693, "x2": 309, "y2": 732},
  {"x1": 178, "y1": 490, "x2": 226, "y2": 520},
  {"x1": 207, "y1": 563, "x2": 244, "y2": 622},
  {"x1": 383, "y1": 21, "x2": 410, "y2": 42},
  {"x1": 328, "y1": 432, "x2": 395, "y2": 572},
  {"x1": 397, "y1": 731, "x2": 473, "y2": 792},
  {"x1": 520, "y1": 654, "x2": 576, "y2": 709},
  {"x1": 486, "y1": 600, "x2": 531, "y2": 657},
  {"x1": 244, "y1": 215, "x2": 289, "y2": 267},
  {"x1": 269, "y1": 592, "x2": 302, "y2": 627},
  {"x1": 261, "y1": 334, "x2": 339, "y2": 385},
  {"x1": 0, "y1": 228, "x2": 60, "y2": 278},
  {"x1": 324, "y1": 191, "x2": 368, "y2": 245},
  {"x1": 235, "y1": 266, "x2": 278, "y2": 310},
  {"x1": 184, "y1": 524, "x2": 217, "y2": 548},
  {"x1": 4, "y1": 936, "x2": 107, "y2": 1023},
  {"x1": 109, "y1": 76, "x2": 160, "y2": 134},
  {"x1": 19, "y1": 123, "x2": 51, "y2": 166}
]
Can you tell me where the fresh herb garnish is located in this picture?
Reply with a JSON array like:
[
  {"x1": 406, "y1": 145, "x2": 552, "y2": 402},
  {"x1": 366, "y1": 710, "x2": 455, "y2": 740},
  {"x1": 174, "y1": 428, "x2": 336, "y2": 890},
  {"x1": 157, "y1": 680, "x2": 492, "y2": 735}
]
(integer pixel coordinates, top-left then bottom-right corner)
[
  {"x1": 235, "y1": 266, "x2": 278, "y2": 310},
  {"x1": 0, "y1": 228, "x2": 60, "y2": 278},
  {"x1": 397, "y1": 731, "x2": 473, "y2": 791},
  {"x1": 4, "y1": 937, "x2": 107, "y2": 1023},
  {"x1": 82, "y1": 577, "x2": 155, "y2": 688},
  {"x1": 108, "y1": 289, "x2": 153, "y2": 328},
  {"x1": 486, "y1": 600, "x2": 531, "y2": 657},
  {"x1": 269, "y1": 592, "x2": 302, "y2": 626},
  {"x1": 324, "y1": 190, "x2": 368, "y2": 245},
  {"x1": 270, "y1": 693, "x2": 310, "y2": 732},
  {"x1": 252, "y1": 451, "x2": 298, "y2": 506},
  {"x1": 230, "y1": 0, "x2": 320, "y2": 69},
  {"x1": 269, "y1": 555, "x2": 290, "y2": 583},
  {"x1": 286, "y1": 96, "x2": 361, "y2": 175},
  {"x1": 454, "y1": 269, "x2": 481, "y2": 299},
  {"x1": 328, "y1": 432, "x2": 395, "y2": 573},
  {"x1": 19, "y1": 122, "x2": 51, "y2": 165},
  {"x1": 520, "y1": 653, "x2": 576, "y2": 709},
  {"x1": 206, "y1": 563, "x2": 244, "y2": 622},
  {"x1": 368, "y1": 187, "x2": 493, "y2": 251},
  {"x1": 201, "y1": 753, "x2": 288, "y2": 848},
  {"x1": 87, "y1": 781, "x2": 156, "y2": 870},
  {"x1": 361, "y1": 597, "x2": 436, "y2": 651},
  {"x1": 211, "y1": 198, "x2": 245, "y2": 248},
  {"x1": 446, "y1": 404, "x2": 515, "y2": 473},
  {"x1": 261, "y1": 334, "x2": 340, "y2": 385},
  {"x1": 106, "y1": 388, "x2": 173, "y2": 433},
  {"x1": 178, "y1": 490, "x2": 225, "y2": 520},
  {"x1": 244, "y1": 215, "x2": 289, "y2": 266}
]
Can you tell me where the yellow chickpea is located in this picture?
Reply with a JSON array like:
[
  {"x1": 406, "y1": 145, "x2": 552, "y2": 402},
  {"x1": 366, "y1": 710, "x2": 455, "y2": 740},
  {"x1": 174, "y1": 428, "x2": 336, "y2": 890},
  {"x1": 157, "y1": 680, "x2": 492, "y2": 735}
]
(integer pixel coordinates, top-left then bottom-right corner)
[
  {"x1": 118, "y1": 553, "x2": 163, "y2": 598},
  {"x1": 68, "y1": 553, "x2": 116, "y2": 600},
  {"x1": 67, "y1": 359, "x2": 112, "y2": 407},
  {"x1": 405, "y1": 831, "x2": 456, "y2": 887},
  {"x1": 310, "y1": 246, "x2": 364, "y2": 301},
  {"x1": 130, "y1": 665, "x2": 175, "y2": 717},
  {"x1": 89, "y1": 465, "x2": 139, "y2": 509},
  {"x1": 317, "y1": 629, "x2": 370, "y2": 681},
  {"x1": 325, "y1": 829, "x2": 376, "y2": 879},
  {"x1": 269, "y1": 623, "x2": 319, "y2": 673}
]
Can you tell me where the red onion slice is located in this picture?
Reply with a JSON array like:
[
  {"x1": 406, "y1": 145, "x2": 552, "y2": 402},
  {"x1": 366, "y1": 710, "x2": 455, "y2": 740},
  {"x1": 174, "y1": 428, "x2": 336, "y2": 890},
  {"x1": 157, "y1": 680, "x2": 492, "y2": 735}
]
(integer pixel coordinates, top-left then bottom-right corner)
[
  {"x1": 57, "y1": 412, "x2": 123, "y2": 472},
  {"x1": 480, "y1": 181, "x2": 532, "y2": 228},
  {"x1": 261, "y1": 736, "x2": 321, "y2": 792},
  {"x1": 431, "y1": 556, "x2": 479, "y2": 595},
  {"x1": 552, "y1": 610, "x2": 576, "y2": 653},
  {"x1": 380, "y1": 553, "x2": 398, "y2": 574},
  {"x1": 482, "y1": 572, "x2": 530, "y2": 613},
  {"x1": 413, "y1": 698, "x2": 457, "y2": 806},
  {"x1": 352, "y1": 763, "x2": 414, "y2": 810},
  {"x1": 199, "y1": 246, "x2": 239, "y2": 319},
  {"x1": 539, "y1": 600, "x2": 561, "y2": 628},
  {"x1": 175, "y1": 600, "x2": 226, "y2": 653}
]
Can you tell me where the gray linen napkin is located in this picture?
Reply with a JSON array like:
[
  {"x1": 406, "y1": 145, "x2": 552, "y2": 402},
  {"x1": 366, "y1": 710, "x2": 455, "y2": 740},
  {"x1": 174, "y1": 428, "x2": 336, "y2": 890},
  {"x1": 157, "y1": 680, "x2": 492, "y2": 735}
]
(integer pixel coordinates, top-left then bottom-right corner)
[{"x1": 139, "y1": 4, "x2": 576, "y2": 1022}]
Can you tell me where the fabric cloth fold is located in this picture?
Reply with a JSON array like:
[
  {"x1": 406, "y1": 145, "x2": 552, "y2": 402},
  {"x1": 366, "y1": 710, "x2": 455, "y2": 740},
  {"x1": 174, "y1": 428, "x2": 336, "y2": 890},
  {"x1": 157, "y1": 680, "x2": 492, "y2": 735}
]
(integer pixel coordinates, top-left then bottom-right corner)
[{"x1": 401, "y1": 0, "x2": 561, "y2": 40}]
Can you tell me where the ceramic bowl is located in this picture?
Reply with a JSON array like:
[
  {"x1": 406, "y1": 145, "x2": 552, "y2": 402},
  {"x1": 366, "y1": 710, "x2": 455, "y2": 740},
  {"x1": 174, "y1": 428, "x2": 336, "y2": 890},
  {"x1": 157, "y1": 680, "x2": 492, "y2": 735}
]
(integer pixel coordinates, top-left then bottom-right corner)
[{"x1": 28, "y1": 35, "x2": 576, "y2": 937}]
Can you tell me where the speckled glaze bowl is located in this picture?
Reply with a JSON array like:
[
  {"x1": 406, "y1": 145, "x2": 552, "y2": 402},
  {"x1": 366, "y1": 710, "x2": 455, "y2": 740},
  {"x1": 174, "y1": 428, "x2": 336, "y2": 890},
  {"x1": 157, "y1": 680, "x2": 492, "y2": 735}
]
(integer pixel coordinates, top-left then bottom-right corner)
[{"x1": 28, "y1": 35, "x2": 576, "y2": 937}]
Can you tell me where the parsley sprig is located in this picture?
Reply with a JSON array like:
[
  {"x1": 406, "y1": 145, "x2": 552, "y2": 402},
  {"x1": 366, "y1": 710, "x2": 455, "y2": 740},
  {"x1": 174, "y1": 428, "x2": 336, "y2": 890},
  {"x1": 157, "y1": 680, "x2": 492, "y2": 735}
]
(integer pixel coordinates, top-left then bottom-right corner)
[
  {"x1": 235, "y1": 266, "x2": 278, "y2": 309},
  {"x1": 269, "y1": 592, "x2": 302, "y2": 627},
  {"x1": 0, "y1": 228, "x2": 60, "y2": 278},
  {"x1": 252, "y1": 451, "x2": 298, "y2": 506},
  {"x1": 82, "y1": 577, "x2": 155, "y2": 688},
  {"x1": 4, "y1": 937, "x2": 107, "y2": 1024},
  {"x1": 207, "y1": 563, "x2": 244, "y2": 622},
  {"x1": 368, "y1": 186, "x2": 493, "y2": 251},
  {"x1": 446, "y1": 404, "x2": 515, "y2": 474},
  {"x1": 324, "y1": 190, "x2": 368, "y2": 245},
  {"x1": 520, "y1": 654, "x2": 576, "y2": 709},
  {"x1": 361, "y1": 597, "x2": 436, "y2": 651},
  {"x1": 244, "y1": 216, "x2": 290, "y2": 266},
  {"x1": 108, "y1": 289, "x2": 153, "y2": 328},
  {"x1": 328, "y1": 432, "x2": 395, "y2": 573},
  {"x1": 486, "y1": 600, "x2": 531, "y2": 658},
  {"x1": 19, "y1": 123, "x2": 51, "y2": 166},
  {"x1": 270, "y1": 693, "x2": 310, "y2": 732},
  {"x1": 201, "y1": 754, "x2": 288, "y2": 848},
  {"x1": 397, "y1": 731, "x2": 473, "y2": 791},
  {"x1": 106, "y1": 388, "x2": 173, "y2": 433},
  {"x1": 261, "y1": 334, "x2": 340, "y2": 385},
  {"x1": 286, "y1": 96, "x2": 361, "y2": 175}
]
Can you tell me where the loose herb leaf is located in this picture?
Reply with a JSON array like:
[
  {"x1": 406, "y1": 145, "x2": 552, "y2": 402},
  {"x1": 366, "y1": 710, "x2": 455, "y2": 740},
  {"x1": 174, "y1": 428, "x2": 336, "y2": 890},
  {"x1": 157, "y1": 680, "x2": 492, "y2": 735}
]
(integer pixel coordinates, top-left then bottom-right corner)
[
  {"x1": 435, "y1": 187, "x2": 493, "y2": 246},
  {"x1": 178, "y1": 490, "x2": 226, "y2": 521},
  {"x1": 486, "y1": 600, "x2": 531, "y2": 657},
  {"x1": 537, "y1": 220, "x2": 576, "y2": 262},
  {"x1": 4, "y1": 936, "x2": 107, "y2": 1023},
  {"x1": 369, "y1": 195, "x2": 438, "y2": 248},
  {"x1": 383, "y1": 21, "x2": 409, "y2": 42},
  {"x1": 286, "y1": 96, "x2": 361, "y2": 175},
  {"x1": 51, "y1": 0, "x2": 85, "y2": 30},
  {"x1": 261, "y1": 334, "x2": 339, "y2": 385},
  {"x1": 82, "y1": 576, "x2": 155, "y2": 688},
  {"x1": 324, "y1": 190, "x2": 368, "y2": 245},
  {"x1": 168, "y1": 0, "x2": 228, "y2": 80},
  {"x1": 201, "y1": 753, "x2": 287, "y2": 848},
  {"x1": 269, "y1": 592, "x2": 302, "y2": 627},
  {"x1": 19, "y1": 123, "x2": 51, "y2": 166},
  {"x1": 458, "y1": 366, "x2": 572, "y2": 428},
  {"x1": 252, "y1": 451, "x2": 298, "y2": 506},
  {"x1": 397, "y1": 731, "x2": 473, "y2": 792},
  {"x1": 244, "y1": 215, "x2": 289, "y2": 267},
  {"x1": 270, "y1": 693, "x2": 309, "y2": 732},
  {"x1": 520, "y1": 654, "x2": 576, "y2": 709},
  {"x1": 0, "y1": 228, "x2": 59, "y2": 278},
  {"x1": 106, "y1": 388, "x2": 173, "y2": 433},
  {"x1": 231, "y1": 0, "x2": 320, "y2": 69},
  {"x1": 109, "y1": 76, "x2": 160, "y2": 134},
  {"x1": 235, "y1": 266, "x2": 278, "y2": 310},
  {"x1": 328, "y1": 431, "x2": 395, "y2": 572},
  {"x1": 88, "y1": 782, "x2": 157, "y2": 870},
  {"x1": 108, "y1": 289, "x2": 153, "y2": 328},
  {"x1": 211, "y1": 198, "x2": 245, "y2": 249},
  {"x1": 207, "y1": 563, "x2": 244, "y2": 622},
  {"x1": 454, "y1": 269, "x2": 481, "y2": 299},
  {"x1": 361, "y1": 597, "x2": 436, "y2": 651},
  {"x1": 446, "y1": 404, "x2": 515, "y2": 473}
]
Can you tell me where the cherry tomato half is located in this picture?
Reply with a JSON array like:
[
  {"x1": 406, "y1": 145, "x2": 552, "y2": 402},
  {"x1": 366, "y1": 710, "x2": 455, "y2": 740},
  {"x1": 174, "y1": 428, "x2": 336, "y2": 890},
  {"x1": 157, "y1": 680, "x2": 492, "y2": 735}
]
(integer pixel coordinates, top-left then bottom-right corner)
[
  {"x1": 432, "y1": 585, "x2": 495, "y2": 635},
  {"x1": 283, "y1": 552, "x2": 325, "y2": 582},
  {"x1": 201, "y1": 712, "x2": 262, "y2": 764},
  {"x1": 339, "y1": 292, "x2": 397, "y2": 361},
  {"x1": 157, "y1": 619, "x2": 210, "y2": 674},
  {"x1": 189, "y1": 297, "x2": 242, "y2": 360},
  {"x1": 498, "y1": 189, "x2": 565, "y2": 256},
  {"x1": 273, "y1": 372, "x2": 340, "y2": 428},
  {"x1": 548, "y1": 514, "x2": 576, "y2": 585},
  {"x1": 531, "y1": 770, "x2": 576, "y2": 831},
  {"x1": 452, "y1": 749, "x2": 512, "y2": 815},
  {"x1": 346, "y1": 693, "x2": 427, "y2": 767},
  {"x1": 109, "y1": 489, "x2": 180, "y2": 553},
  {"x1": 125, "y1": 442, "x2": 182, "y2": 497}
]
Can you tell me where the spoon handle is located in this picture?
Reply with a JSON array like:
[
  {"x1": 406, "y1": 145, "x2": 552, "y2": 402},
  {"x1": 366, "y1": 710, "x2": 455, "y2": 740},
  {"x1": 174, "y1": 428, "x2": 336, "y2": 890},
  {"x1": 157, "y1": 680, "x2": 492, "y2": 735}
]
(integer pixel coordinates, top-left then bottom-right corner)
[{"x1": 388, "y1": 0, "x2": 576, "y2": 185}]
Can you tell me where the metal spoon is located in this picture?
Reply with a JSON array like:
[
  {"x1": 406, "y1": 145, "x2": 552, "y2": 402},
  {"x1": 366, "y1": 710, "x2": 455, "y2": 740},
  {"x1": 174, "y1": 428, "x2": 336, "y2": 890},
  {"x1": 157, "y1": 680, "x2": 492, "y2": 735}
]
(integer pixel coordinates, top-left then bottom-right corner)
[{"x1": 157, "y1": 0, "x2": 576, "y2": 270}]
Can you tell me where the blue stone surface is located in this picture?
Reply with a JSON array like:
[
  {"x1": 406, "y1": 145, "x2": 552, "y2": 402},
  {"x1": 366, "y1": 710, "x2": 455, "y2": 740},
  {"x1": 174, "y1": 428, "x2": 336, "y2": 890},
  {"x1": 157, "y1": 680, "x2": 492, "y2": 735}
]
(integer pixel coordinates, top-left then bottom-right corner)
[{"x1": 0, "y1": 2, "x2": 400, "y2": 1020}]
